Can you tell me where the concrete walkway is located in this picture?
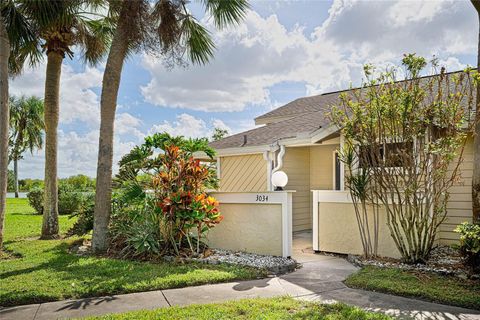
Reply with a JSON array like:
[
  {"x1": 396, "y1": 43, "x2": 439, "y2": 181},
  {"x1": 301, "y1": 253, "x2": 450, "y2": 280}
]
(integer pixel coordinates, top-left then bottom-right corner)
[{"x1": 1, "y1": 232, "x2": 479, "y2": 320}]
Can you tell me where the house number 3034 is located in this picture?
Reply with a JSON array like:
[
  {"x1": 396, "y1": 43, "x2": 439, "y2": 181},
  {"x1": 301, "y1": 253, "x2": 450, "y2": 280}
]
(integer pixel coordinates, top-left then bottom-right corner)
[{"x1": 255, "y1": 195, "x2": 269, "y2": 202}]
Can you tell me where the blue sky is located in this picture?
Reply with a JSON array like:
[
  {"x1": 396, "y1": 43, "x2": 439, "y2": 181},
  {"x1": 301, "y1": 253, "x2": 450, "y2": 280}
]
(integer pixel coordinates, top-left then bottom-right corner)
[{"x1": 10, "y1": 0, "x2": 478, "y2": 179}]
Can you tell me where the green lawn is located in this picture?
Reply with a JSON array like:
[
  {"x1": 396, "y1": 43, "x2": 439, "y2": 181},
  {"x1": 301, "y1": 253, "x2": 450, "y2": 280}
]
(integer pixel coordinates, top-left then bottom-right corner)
[
  {"x1": 4, "y1": 198, "x2": 74, "y2": 241},
  {"x1": 85, "y1": 297, "x2": 393, "y2": 320},
  {"x1": 0, "y1": 199, "x2": 264, "y2": 307},
  {"x1": 345, "y1": 266, "x2": 480, "y2": 310}
]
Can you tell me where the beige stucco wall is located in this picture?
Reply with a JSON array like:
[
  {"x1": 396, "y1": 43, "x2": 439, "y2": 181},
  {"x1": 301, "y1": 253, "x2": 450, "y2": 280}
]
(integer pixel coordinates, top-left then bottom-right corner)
[
  {"x1": 219, "y1": 154, "x2": 267, "y2": 192},
  {"x1": 283, "y1": 147, "x2": 311, "y2": 232},
  {"x1": 207, "y1": 203, "x2": 283, "y2": 256},
  {"x1": 441, "y1": 137, "x2": 474, "y2": 244},
  {"x1": 317, "y1": 202, "x2": 401, "y2": 258}
]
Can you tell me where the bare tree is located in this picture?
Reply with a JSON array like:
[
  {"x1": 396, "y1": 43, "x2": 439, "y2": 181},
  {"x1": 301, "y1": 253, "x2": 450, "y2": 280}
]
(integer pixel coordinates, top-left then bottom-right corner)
[{"x1": 332, "y1": 55, "x2": 477, "y2": 263}]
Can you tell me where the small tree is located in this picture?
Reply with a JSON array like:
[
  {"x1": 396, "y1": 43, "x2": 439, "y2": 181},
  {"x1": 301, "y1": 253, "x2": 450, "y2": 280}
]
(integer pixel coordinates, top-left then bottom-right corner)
[
  {"x1": 331, "y1": 55, "x2": 477, "y2": 263},
  {"x1": 211, "y1": 127, "x2": 229, "y2": 141}
]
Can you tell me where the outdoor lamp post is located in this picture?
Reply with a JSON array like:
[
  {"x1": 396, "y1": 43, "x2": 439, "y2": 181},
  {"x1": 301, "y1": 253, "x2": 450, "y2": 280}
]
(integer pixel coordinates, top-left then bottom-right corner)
[{"x1": 272, "y1": 171, "x2": 288, "y2": 191}]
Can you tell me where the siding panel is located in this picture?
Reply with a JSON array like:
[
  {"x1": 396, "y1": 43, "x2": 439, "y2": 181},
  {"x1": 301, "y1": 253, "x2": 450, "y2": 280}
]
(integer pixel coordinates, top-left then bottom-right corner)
[{"x1": 220, "y1": 154, "x2": 267, "y2": 192}]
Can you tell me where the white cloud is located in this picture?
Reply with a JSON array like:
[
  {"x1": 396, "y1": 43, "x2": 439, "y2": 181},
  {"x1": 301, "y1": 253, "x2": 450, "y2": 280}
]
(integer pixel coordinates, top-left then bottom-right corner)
[
  {"x1": 115, "y1": 112, "x2": 145, "y2": 140},
  {"x1": 141, "y1": 1, "x2": 476, "y2": 112},
  {"x1": 17, "y1": 129, "x2": 138, "y2": 179},
  {"x1": 10, "y1": 64, "x2": 103, "y2": 125},
  {"x1": 148, "y1": 113, "x2": 232, "y2": 139}
]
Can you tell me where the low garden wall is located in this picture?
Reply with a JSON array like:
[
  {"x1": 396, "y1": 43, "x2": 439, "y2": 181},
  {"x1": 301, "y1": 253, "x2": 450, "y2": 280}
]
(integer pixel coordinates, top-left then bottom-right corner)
[
  {"x1": 207, "y1": 191, "x2": 294, "y2": 257},
  {"x1": 312, "y1": 190, "x2": 401, "y2": 258}
]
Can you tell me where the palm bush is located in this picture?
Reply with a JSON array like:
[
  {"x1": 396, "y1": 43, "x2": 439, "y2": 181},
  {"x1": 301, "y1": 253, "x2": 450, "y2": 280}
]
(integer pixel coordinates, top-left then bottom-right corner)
[{"x1": 109, "y1": 133, "x2": 221, "y2": 259}]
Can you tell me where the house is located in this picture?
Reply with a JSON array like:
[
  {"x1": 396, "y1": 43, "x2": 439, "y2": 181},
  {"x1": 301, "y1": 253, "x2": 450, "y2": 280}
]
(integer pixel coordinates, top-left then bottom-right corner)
[{"x1": 202, "y1": 72, "x2": 475, "y2": 259}]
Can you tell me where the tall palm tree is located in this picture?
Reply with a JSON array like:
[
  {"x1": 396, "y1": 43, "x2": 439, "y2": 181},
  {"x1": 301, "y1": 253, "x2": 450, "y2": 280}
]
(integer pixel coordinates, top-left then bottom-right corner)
[
  {"x1": 13, "y1": 0, "x2": 112, "y2": 239},
  {"x1": 9, "y1": 95, "x2": 44, "y2": 198},
  {"x1": 92, "y1": 0, "x2": 249, "y2": 252},
  {"x1": 472, "y1": 0, "x2": 480, "y2": 223},
  {"x1": 0, "y1": 0, "x2": 38, "y2": 251},
  {"x1": 0, "y1": 12, "x2": 10, "y2": 252}
]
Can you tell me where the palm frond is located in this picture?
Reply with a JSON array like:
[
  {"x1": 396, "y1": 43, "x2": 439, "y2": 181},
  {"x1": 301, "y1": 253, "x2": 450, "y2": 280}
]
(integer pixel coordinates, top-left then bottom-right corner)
[
  {"x1": 181, "y1": 15, "x2": 215, "y2": 65},
  {"x1": 200, "y1": 0, "x2": 249, "y2": 29}
]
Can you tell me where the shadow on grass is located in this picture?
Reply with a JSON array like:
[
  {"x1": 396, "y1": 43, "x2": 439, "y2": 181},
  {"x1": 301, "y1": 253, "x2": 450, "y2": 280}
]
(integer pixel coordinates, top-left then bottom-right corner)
[{"x1": 0, "y1": 240, "x2": 261, "y2": 307}]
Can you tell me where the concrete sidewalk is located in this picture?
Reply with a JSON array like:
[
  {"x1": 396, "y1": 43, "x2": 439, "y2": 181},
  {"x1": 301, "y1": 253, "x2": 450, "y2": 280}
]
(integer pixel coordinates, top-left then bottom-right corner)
[{"x1": 1, "y1": 234, "x2": 479, "y2": 320}]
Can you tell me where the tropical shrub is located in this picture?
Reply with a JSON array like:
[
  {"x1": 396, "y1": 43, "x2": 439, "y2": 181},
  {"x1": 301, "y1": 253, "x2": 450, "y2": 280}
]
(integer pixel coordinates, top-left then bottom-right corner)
[
  {"x1": 454, "y1": 222, "x2": 480, "y2": 272},
  {"x1": 331, "y1": 55, "x2": 477, "y2": 263},
  {"x1": 110, "y1": 133, "x2": 220, "y2": 258}
]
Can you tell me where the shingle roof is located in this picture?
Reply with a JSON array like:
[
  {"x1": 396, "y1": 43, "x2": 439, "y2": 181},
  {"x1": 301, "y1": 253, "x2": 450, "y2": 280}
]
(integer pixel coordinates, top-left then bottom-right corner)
[
  {"x1": 210, "y1": 107, "x2": 331, "y2": 149},
  {"x1": 254, "y1": 91, "x2": 343, "y2": 125},
  {"x1": 211, "y1": 70, "x2": 473, "y2": 150}
]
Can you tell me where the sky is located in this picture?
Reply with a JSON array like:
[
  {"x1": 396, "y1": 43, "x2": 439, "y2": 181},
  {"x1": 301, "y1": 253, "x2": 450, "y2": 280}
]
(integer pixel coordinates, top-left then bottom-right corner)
[{"x1": 9, "y1": 0, "x2": 479, "y2": 179}]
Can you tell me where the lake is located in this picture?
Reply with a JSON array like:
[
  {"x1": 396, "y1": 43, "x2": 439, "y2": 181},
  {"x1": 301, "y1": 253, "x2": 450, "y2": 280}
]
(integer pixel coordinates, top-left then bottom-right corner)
[{"x1": 6, "y1": 192, "x2": 28, "y2": 198}]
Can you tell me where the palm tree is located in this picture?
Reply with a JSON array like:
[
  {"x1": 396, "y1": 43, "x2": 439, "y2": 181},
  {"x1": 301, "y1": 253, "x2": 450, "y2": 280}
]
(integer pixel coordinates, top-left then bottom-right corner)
[
  {"x1": 92, "y1": 0, "x2": 249, "y2": 252},
  {"x1": 0, "y1": 0, "x2": 38, "y2": 251},
  {"x1": 0, "y1": 12, "x2": 10, "y2": 252},
  {"x1": 472, "y1": 0, "x2": 480, "y2": 223},
  {"x1": 13, "y1": 0, "x2": 112, "y2": 239},
  {"x1": 9, "y1": 95, "x2": 44, "y2": 198}
]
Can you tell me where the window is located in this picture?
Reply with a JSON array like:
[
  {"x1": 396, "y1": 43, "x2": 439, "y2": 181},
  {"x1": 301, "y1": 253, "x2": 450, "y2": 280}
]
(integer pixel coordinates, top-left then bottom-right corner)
[{"x1": 359, "y1": 141, "x2": 413, "y2": 169}]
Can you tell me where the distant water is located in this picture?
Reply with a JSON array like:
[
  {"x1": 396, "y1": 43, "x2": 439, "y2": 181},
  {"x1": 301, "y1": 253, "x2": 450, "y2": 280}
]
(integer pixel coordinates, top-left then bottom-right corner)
[{"x1": 6, "y1": 192, "x2": 28, "y2": 198}]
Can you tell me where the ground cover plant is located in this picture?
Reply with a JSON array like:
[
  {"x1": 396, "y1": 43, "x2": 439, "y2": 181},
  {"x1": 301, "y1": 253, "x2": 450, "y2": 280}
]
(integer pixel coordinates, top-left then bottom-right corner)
[
  {"x1": 345, "y1": 266, "x2": 480, "y2": 310},
  {"x1": 84, "y1": 297, "x2": 393, "y2": 320},
  {"x1": 454, "y1": 222, "x2": 480, "y2": 272},
  {"x1": 0, "y1": 198, "x2": 264, "y2": 307}
]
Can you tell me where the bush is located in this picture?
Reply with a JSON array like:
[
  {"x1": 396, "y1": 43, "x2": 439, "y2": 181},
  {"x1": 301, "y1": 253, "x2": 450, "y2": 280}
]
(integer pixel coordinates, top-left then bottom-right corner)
[
  {"x1": 27, "y1": 185, "x2": 90, "y2": 216},
  {"x1": 27, "y1": 188, "x2": 43, "y2": 215},
  {"x1": 110, "y1": 133, "x2": 220, "y2": 259},
  {"x1": 66, "y1": 192, "x2": 95, "y2": 237},
  {"x1": 57, "y1": 183, "x2": 83, "y2": 215},
  {"x1": 454, "y1": 222, "x2": 480, "y2": 272}
]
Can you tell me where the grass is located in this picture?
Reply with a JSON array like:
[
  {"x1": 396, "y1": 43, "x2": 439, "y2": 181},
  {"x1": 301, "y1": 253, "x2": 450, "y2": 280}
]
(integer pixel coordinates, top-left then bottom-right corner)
[
  {"x1": 84, "y1": 297, "x2": 393, "y2": 320},
  {"x1": 0, "y1": 199, "x2": 265, "y2": 307},
  {"x1": 345, "y1": 265, "x2": 480, "y2": 310},
  {"x1": 4, "y1": 198, "x2": 74, "y2": 241}
]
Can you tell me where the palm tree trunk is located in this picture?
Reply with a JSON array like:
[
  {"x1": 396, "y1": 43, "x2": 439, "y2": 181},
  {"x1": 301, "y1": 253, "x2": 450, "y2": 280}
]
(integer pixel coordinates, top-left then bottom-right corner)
[
  {"x1": 41, "y1": 52, "x2": 62, "y2": 239},
  {"x1": 14, "y1": 158, "x2": 19, "y2": 198},
  {"x1": 473, "y1": 1, "x2": 480, "y2": 223},
  {"x1": 92, "y1": 5, "x2": 130, "y2": 253},
  {"x1": 0, "y1": 16, "x2": 10, "y2": 250}
]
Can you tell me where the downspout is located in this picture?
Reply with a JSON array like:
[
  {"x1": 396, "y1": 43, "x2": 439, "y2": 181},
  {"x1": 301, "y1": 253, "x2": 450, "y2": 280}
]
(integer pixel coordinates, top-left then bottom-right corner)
[{"x1": 273, "y1": 144, "x2": 286, "y2": 173}]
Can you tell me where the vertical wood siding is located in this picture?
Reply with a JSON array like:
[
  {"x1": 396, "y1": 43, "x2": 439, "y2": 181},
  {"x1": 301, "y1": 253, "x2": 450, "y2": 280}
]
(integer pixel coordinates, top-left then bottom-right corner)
[
  {"x1": 283, "y1": 147, "x2": 311, "y2": 231},
  {"x1": 219, "y1": 154, "x2": 267, "y2": 192},
  {"x1": 310, "y1": 145, "x2": 338, "y2": 190}
]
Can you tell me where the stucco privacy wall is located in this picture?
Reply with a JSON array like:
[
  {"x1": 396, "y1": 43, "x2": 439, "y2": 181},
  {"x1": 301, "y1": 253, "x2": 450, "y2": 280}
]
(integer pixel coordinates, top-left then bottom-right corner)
[
  {"x1": 206, "y1": 192, "x2": 293, "y2": 257},
  {"x1": 282, "y1": 147, "x2": 311, "y2": 231},
  {"x1": 442, "y1": 137, "x2": 474, "y2": 244},
  {"x1": 219, "y1": 154, "x2": 267, "y2": 192},
  {"x1": 316, "y1": 201, "x2": 401, "y2": 258}
]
